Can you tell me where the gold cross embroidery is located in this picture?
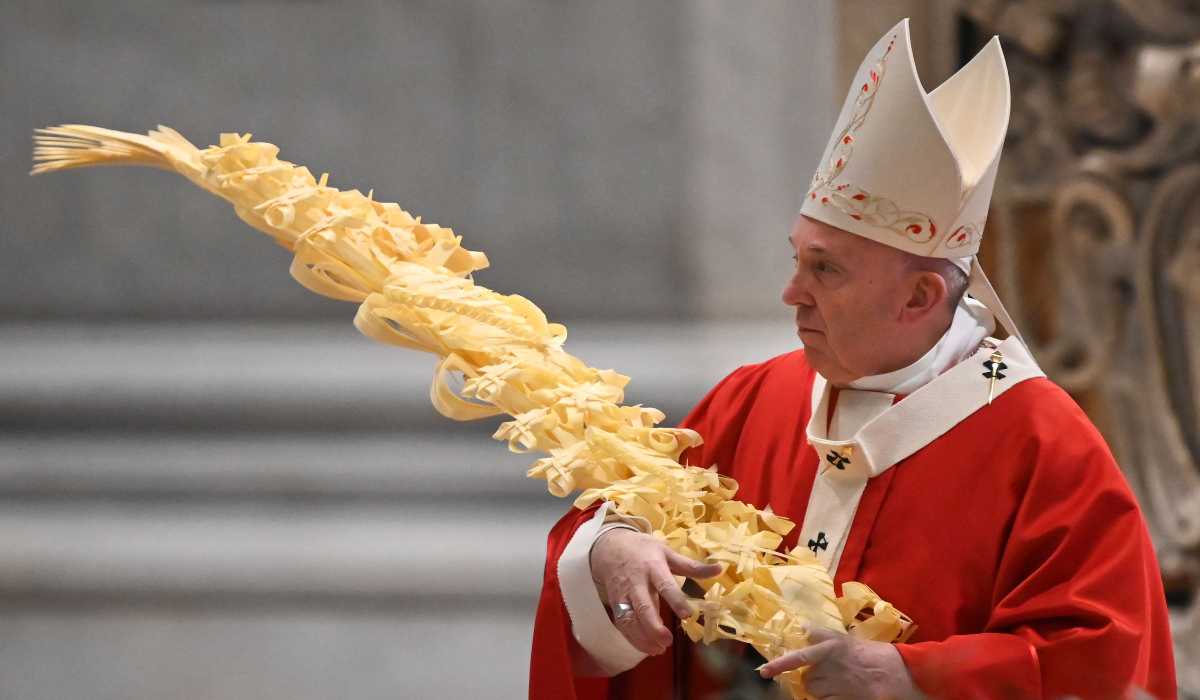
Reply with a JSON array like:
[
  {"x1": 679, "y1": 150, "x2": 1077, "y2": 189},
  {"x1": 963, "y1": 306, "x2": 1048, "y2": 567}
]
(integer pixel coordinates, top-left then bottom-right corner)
[{"x1": 983, "y1": 349, "x2": 1007, "y2": 404}]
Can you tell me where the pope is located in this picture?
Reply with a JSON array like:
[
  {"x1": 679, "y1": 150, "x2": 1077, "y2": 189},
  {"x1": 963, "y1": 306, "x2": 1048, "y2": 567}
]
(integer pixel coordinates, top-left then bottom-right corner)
[{"x1": 529, "y1": 19, "x2": 1177, "y2": 699}]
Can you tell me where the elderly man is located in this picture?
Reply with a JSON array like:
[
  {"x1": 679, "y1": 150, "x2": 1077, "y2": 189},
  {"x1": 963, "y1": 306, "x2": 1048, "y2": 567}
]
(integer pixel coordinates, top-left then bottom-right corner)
[{"x1": 529, "y1": 19, "x2": 1176, "y2": 700}]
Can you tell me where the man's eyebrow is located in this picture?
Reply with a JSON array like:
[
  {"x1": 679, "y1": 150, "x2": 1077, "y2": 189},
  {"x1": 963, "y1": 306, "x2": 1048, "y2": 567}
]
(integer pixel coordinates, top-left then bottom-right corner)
[{"x1": 787, "y1": 239, "x2": 839, "y2": 258}]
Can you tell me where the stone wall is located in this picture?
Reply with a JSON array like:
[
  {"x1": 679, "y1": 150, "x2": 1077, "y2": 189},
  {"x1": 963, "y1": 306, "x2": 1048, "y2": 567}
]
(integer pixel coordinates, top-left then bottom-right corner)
[{"x1": 3, "y1": 0, "x2": 833, "y2": 322}]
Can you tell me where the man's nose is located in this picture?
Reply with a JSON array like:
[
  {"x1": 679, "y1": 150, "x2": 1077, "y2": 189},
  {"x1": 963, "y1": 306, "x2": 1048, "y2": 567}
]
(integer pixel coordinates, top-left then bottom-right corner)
[{"x1": 781, "y1": 272, "x2": 813, "y2": 308}]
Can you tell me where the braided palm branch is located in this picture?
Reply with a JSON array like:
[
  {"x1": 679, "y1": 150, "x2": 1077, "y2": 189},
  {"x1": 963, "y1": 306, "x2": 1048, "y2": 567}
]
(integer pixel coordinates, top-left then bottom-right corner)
[{"x1": 32, "y1": 124, "x2": 912, "y2": 698}]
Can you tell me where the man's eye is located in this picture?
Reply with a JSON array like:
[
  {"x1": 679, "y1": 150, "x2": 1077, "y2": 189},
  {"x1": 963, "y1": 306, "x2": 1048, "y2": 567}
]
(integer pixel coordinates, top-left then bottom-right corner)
[{"x1": 814, "y1": 261, "x2": 835, "y2": 274}]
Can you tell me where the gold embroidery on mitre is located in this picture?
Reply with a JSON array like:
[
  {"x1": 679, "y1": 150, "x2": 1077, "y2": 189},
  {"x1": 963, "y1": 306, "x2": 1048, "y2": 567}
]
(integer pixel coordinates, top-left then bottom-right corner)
[{"x1": 806, "y1": 34, "x2": 939, "y2": 246}]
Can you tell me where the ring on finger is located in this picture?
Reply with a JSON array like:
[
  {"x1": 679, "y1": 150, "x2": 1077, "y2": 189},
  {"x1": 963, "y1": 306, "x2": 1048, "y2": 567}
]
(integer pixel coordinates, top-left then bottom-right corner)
[{"x1": 613, "y1": 601, "x2": 635, "y2": 620}]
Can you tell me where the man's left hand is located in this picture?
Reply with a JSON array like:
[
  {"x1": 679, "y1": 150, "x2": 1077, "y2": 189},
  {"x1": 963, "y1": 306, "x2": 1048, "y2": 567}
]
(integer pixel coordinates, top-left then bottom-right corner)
[{"x1": 758, "y1": 627, "x2": 924, "y2": 700}]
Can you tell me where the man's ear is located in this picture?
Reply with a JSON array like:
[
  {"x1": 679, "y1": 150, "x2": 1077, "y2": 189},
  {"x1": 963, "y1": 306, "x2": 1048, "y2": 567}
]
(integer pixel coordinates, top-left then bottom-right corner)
[{"x1": 901, "y1": 271, "x2": 949, "y2": 321}]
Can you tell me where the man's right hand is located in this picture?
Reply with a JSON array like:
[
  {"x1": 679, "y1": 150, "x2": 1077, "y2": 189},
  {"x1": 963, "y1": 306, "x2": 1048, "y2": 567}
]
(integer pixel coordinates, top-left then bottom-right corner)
[{"x1": 589, "y1": 528, "x2": 723, "y2": 656}]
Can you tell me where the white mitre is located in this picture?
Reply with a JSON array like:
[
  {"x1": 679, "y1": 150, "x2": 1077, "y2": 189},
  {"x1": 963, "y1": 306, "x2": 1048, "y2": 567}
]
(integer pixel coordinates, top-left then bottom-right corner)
[{"x1": 801, "y1": 18, "x2": 1024, "y2": 344}]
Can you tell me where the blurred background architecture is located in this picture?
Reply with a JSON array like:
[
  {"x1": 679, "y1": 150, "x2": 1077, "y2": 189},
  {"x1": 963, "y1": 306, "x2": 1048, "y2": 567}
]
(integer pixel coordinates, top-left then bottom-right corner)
[{"x1": 0, "y1": 1, "x2": 1195, "y2": 697}]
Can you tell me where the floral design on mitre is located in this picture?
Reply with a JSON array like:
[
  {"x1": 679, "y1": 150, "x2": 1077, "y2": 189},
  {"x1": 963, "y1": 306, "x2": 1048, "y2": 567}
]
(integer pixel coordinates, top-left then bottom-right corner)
[
  {"x1": 944, "y1": 222, "x2": 982, "y2": 249},
  {"x1": 811, "y1": 184, "x2": 937, "y2": 244},
  {"x1": 806, "y1": 34, "x2": 939, "y2": 246}
]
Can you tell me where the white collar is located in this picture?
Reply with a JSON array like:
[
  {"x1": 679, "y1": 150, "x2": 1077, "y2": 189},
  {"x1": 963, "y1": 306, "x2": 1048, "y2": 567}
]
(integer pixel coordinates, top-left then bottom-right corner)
[
  {"x1": 806, "y1": 335, "x2": 1043, "y2": 479},
  {"x1": 847, "y1": 298, "x2": 995, "y2": 395}
]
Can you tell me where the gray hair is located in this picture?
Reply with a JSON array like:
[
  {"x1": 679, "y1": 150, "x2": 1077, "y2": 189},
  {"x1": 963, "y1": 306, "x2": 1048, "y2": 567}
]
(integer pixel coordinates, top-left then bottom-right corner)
[{"x1": 904, "y1": 253, "x2": 969, "y2": 312}]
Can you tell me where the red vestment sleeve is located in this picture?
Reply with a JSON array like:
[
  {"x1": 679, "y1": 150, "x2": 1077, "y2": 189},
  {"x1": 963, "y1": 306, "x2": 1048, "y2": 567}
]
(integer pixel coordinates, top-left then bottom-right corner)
[
  {"x1": 528, "y1": 361, "x2": 777, "y2": 699},
  {"x1": 528, "y1": 501, "x2": 611, "y2": 700},
  {"x1": 896, "y1": 392, "x2": 1177, "y2": 699}
]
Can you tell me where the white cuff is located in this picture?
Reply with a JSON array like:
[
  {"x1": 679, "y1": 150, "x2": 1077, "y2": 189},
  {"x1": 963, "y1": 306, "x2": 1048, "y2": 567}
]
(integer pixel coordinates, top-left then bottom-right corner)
[
  {"x1": 600, "y1": 508, "x2": 652, "y2": 534},
  {"x1": 557, "y1": 501, "x2": 648, "y2": 676},
  {"x1": 592, "y1": 522, "x2": 638, "y2": 549}
]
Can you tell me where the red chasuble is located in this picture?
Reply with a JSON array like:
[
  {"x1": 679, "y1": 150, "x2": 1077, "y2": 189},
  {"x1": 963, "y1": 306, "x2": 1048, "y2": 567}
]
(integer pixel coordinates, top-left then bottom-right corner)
[{"x1": 529, "y1": 349, "x2": 1177, "y2": 699}]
